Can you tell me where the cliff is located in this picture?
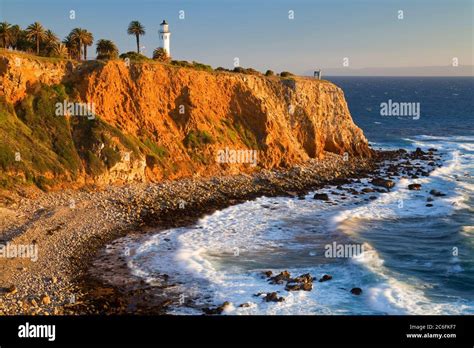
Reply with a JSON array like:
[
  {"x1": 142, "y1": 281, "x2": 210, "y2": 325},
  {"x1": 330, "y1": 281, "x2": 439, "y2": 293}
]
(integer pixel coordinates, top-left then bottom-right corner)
[{"x1": 0, "y1": 50, "x2": 371, "y2": 189}]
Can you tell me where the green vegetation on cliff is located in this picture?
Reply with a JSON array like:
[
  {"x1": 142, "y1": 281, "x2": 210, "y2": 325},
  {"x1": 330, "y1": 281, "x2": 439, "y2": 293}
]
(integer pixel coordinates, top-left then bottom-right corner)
[{"x1": 0, "y1": 83, "x2": 150, "y2": 189}]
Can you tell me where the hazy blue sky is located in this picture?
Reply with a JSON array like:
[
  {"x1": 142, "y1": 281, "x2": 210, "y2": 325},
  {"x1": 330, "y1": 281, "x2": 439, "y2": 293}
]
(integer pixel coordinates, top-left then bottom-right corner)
[{"x1": 1, "y1": 0, "x2": 472, "y2": 74}]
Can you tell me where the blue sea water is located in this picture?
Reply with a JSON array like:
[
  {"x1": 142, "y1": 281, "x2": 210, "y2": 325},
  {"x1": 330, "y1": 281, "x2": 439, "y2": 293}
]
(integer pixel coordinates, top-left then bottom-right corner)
[
  {"x1": 102, "y1": 77, "x2": 474, "y2": 315},
  {"x1": 330, "y1": 76, "x2": 474, "y2": 147}
]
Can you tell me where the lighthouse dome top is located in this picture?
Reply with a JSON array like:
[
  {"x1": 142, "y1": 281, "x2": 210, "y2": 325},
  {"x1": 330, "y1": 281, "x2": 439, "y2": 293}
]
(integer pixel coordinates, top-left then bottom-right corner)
[{"x1": 160, "y1": 20, "x2": 168, "y2": 25}]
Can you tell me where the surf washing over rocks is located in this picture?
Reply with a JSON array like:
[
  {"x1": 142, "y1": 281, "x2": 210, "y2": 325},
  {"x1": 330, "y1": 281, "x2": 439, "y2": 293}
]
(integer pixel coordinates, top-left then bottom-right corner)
[{"x1": 92, "y1": 134, "x2": 474, "y2": 315}]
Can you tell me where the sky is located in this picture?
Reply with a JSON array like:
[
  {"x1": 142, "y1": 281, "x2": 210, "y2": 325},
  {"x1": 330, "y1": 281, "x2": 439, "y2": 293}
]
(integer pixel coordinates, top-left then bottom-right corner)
[{"x1": 1, "y1": 0, "x2": 473, "y2": 75}]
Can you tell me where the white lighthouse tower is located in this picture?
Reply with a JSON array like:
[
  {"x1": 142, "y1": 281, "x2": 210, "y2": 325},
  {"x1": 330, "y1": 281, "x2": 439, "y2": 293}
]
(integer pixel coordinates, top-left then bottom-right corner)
[{"x1": 159, "y1": 20, "x2": 170, "y2": 57}]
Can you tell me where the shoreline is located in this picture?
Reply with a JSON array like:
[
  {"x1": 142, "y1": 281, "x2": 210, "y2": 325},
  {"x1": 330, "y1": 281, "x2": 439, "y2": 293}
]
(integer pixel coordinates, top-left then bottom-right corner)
[{"x1": 0, "y1": 149, "x2": 434, "y2": 315}]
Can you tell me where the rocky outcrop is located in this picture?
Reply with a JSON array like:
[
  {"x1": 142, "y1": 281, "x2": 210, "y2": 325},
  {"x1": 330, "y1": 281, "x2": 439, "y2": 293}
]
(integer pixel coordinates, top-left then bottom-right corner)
[
  {"x1": 0, "y1": 51, "x2": 75, "y2": 104},
  {"x1": 0, "y1": 51, "x2": 372, "y2": 188}
]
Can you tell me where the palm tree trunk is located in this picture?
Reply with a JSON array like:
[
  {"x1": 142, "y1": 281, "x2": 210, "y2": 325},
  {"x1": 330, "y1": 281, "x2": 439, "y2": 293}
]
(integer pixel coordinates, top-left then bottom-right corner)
[
  {"x1": 84, "y1": 45, "x2": 87, "y2": 60},
  {"x1": 36, "y1": 36, "x2": 40, "y2": 54},
  {"x1": 136, "y1": 34, "x2": 140, "y2": 53}
]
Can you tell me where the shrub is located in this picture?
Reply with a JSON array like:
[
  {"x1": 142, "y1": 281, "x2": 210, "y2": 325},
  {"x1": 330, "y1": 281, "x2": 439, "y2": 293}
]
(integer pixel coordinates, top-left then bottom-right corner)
[
  {"x1": 119, "y1": 51, "x2": 150, "y2": 62},
  {"x1": 243, "y1": 68, "x2": 261, "y2": 76},
  {"x1": 101, "y1": 146, "x2": 122, "y2": 169},
  {"x1": 233, "y1": 67, "x2": 245, "y2": 73},
  {"x1": 0, "y1": 143, "x2": 15, "y2": 170},
  {"x1": 152, "y1": 47, "x2": 170, "y2": 62},
  {"x1": 184, "y1": 130, "x2": 214, "y2": 148},
  {"x1": 216, "y1": 67, "x2": 230, "y2": 72},
  {"x1": 265, "y1": 70, "x2": 275, "y2": 76},
  {"x1": 170, "y1": 60, "x2": 213, "y2": 72},
  {"x1": 145, "y1": 154, "x2": 159, "y2": 168},
  {"x1": 171, "y1": 60, "x2": 193, "y2": 68},
  {"x1": 143, "y1": 138, "x2": 168, "y2": 158},
  {"x1": 280, "y1": 71, "x2": 294, "y2": 78},
  {"x1": 33, "y1": 175, "x2": 52, "y2": 191},
  {"x1": 85, "y1": 150, "x2": 106, "y2": 176},
  {"x1": 96, "y1": 39, "x2": 119, "y2": 60},
  {"x1": 191, "y1": 61, "x2": 213, "y2": 72},
  {"x1": 232, "y1": 67, "x2": 262, "y2": 76}
]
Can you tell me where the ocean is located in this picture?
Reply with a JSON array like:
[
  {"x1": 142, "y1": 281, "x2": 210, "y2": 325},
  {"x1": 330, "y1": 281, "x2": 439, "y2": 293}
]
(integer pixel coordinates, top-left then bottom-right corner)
[{"x1": 104, "y1": 77, "x2": 474, "y2": 315}]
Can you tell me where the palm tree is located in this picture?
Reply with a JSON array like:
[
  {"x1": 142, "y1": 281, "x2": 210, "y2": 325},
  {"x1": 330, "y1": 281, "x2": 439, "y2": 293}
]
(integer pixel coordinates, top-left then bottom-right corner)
[
  {"x1": 43, "y1": 29, "x2": 59, "y2": 54},
  {"x1": 96, "y1": 39, "x2": 118, "y2": 60},
  {"x1": 8, "y1": 25, "x2": 21, "y2": 49},
  {"x1": 69, "y1": 28, "x2": 94, "y2": 60},
  {"x1": 51, "y1": 43, "x2": 69, "y2": 58},
  {"x1": 153, "y1": 47, "x2": 170, "y2": 62},
  {"x1": 16, "y1": 29, "x2": 34, "y2": 52},
  {"x1": 70, "y1": 28, "x2": 84, "y2": 60},
  {"x1": 0, "y1": 22, "x2": 11, "y2": 49},
  {"x1": 63, "y1": 33, "x2": 80, "y2": 60},
  {"x1": 25, "y1": 22, "x2": 46, "y2": 55},
  {"x1": 81, "y1": 30, "x2": 94, "y2": 60},
  {"x1": 127, "y1": 21, "x2": 145, "y2": 54}
]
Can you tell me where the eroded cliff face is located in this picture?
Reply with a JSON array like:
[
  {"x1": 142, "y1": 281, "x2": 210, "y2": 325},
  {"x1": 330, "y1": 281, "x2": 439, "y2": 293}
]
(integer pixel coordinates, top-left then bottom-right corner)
[
  {"x1": 0, "y1": 51, "x2": 371, "y2": 188},
  {"x1": 0, "y1": 52, "x2": 75, "y2": 104}
]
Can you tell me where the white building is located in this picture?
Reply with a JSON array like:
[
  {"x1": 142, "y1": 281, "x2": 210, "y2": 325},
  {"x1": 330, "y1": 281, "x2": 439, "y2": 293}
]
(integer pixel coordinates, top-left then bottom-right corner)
[{"x1": 159, "y1": 20, "x2": 171, "y2": 56}]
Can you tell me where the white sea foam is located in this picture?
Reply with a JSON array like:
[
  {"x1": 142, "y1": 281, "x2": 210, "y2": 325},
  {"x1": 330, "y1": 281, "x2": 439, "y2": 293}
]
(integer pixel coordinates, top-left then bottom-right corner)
[
  {"x1": 333, "y1": 138, "x2": 472, "y2": 228},
  {"x1": 351, "y1": 243, "x2": 471, "y2": 315},
  {"x1": 103, "y1": 135, "x2": 473, "y2": 315}
]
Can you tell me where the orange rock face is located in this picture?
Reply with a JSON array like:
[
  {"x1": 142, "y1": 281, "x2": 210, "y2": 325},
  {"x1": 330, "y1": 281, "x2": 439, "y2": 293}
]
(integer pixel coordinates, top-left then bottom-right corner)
[{"x1": 0, "y1": 51, "x2": 372, "y2": 185}]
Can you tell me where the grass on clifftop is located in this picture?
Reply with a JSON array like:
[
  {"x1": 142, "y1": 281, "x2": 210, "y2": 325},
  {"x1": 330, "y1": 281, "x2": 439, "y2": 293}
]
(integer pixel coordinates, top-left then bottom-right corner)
[{"x1": 0, "y1": 48, "x2": 70, "y2": 64}]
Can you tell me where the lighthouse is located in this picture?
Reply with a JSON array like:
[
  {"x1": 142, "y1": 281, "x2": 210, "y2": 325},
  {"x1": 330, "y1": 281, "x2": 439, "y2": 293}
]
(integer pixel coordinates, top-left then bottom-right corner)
[{"x1": 159, "y1": 20, "x2": 170, "y2": 57}]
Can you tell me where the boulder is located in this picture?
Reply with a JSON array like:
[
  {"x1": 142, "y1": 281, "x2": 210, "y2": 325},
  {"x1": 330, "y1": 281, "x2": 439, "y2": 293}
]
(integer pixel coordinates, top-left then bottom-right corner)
[
  {"x1": 313, "y1": 193, "x2": 330, "y2": 201},
  {"x1": 159, "y1": 299, "x2": 174, "y2": 308},
  {"x1": 264, "y1": 292, "x2": 285, "y2": 302},
  {"x1": 285, "y1": 273, "x2": 314, "y2": 291},
  {"x1": 41, "y1": 294, "x2": 51, "y2": 305},
  {"x1": 263, "y1": 270, "x2": 273, "y2": 278},
  {"x1": 408, "y1": 183, "x2": 421, "y2": 190},
  {"x1": 318, "y1": 274, "x2": 333, "y2": 282},
  {"x1": 430, "y1": 189, "x2": 446, "y2": 197},
  {"x1": 6, "y1": 285, "x2": 17, "y2": 295},
  {"x1": 286, "y1": 283, "x2": 309, "y2": 291},
  {"x1": 203, "y1": 301, "x2": 231, "y2": 315},
  {"x1": 414, "y1": 147, "x2": 426, "y2": 156},
  {"x1": 292, "y1": 273, "x2": 314, "y2": 283},
  {"x1": 370, "y1": 178, "x2": 395, "y2": 189},
  {"x1": 269, "y1": 271, "x2": 291, "y2": 284},
  {"x1": 331, "y1": 178, "x2": 351, "y2": 185},
  {"x1": 350, "y1": 287, "x2": 363, "y2": 295}
]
